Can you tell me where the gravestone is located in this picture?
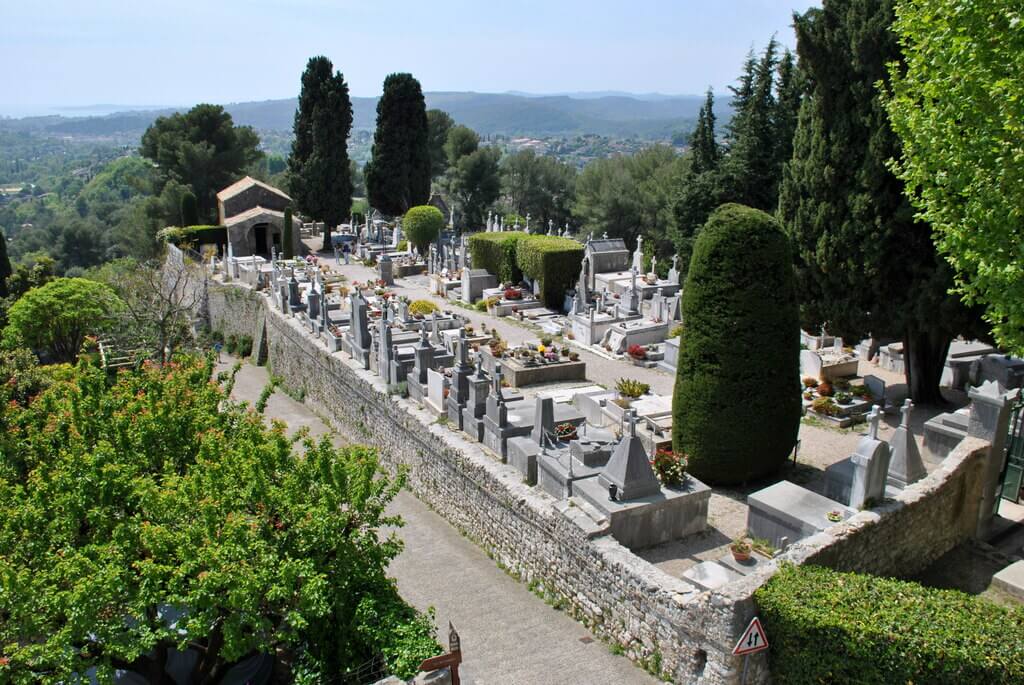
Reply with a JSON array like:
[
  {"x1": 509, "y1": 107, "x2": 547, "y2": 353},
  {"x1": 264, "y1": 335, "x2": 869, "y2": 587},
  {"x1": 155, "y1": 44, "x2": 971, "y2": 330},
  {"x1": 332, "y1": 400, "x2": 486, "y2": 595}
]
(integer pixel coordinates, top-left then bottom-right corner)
[
  {"x1": 887, "y1": 400, "x2": 927, "y2": 490},
  {"x1": 598, "y1": 410, "x2": 661, "y2": 501},
  {"x1": 461, "y1": 352, "x2": 490, "y2": 442},
  {"x1": 849, "y1": 407, "x2": 891, "y2": 509},
  {"x1": 426, "y1": 368, "x2": 446, "y2": 415},
  {"x1": 446, "y1": 329, "x2": 473, "y2": 429},
  {"x1": 344, "y1": 290, "x2": 371, "y2": 369},
  {"x1": 378, "y1": 252, "x2": 394, "y2": 286},
  {"x1": 377, "y1": 318, "x2": 394, "y2": 384},
  {"x1": 407, "y1": 327, "x2": 434, "y2": 404},
  {"x1": 968, "y1": 381, "x2": 1017, "y2": 537}
]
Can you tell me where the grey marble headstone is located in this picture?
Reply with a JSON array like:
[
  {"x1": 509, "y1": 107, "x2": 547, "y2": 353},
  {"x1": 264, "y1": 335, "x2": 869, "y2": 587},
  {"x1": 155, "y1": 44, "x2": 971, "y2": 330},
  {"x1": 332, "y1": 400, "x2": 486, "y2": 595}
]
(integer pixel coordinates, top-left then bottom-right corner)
[{"x1": 887, "y1": 400, "x2": 926, "y2": 489}]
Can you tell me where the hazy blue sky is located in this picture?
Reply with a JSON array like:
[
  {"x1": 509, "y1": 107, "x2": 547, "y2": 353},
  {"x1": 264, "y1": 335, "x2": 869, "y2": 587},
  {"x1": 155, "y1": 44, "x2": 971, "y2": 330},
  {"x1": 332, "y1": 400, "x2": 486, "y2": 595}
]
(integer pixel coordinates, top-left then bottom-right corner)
[{"x1": 2, "y1": 1, "x2": 817, "y2": 113}]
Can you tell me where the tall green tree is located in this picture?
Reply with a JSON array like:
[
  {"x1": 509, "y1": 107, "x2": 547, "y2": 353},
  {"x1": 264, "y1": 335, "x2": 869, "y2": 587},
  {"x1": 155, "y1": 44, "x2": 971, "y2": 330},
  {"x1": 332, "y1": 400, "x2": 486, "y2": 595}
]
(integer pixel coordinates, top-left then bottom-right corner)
[
  {"x1": 140, "y1": 104, "x2": 262, "y2": 222},
  {"x1": 426, "y1": 109, "x2": 455, "y2": 180},
  {"x1": 773, "y1": 49, "x2": 802, "y2": 181},
  {"x1": 673, "y1": 204, "x2": 800, "y2": 484},
  {"x1": 179, "y1": 190, "x2": 199, "y2": 226},
  {"x1": 885, "y1": 0, "x2": 1024, "y2": 354},
  {"x1": 289, "y1": 56, "x2": 354, "y2": 249},
  {"x1": 0, "y1": 230, "x2": 11, "y2": 298},
  {"x1": 365, "y1": 73, "x2": 431, "y2": 217},
  {"x1": 501, "y1": 149, "x2": 577, "y2": 228},
  {"x1": 449, "y1": 146, "x2": 502, "y2": 229},
  {"x1": 779, "y1": 0, "x2": 982, "y2": 403},
  {"x1": 689, "y1": 88, "x2": 720, "y2": 175},
  {"x1": 444, "y1": 125, "x2": 480, "y2": 166}
]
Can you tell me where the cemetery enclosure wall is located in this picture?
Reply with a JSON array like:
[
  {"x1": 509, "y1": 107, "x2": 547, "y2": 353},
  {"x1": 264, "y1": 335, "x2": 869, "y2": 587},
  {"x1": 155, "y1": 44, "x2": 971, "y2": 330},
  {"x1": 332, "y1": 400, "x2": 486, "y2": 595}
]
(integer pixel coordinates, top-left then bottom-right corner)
[{"x1": 206, "y1": 283, "x2": 761, "y2": 685}]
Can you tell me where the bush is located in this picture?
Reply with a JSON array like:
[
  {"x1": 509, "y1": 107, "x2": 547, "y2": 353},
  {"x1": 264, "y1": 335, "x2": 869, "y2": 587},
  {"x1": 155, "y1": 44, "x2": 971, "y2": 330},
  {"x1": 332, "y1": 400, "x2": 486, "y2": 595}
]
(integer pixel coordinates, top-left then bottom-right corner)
[
  {"x1": 396, "y1": 239, "x2": 408, "y2": 252},
  {"x1": 237, "y1": 335, "x2": 253, "y2": 358},
  {"x1": 408, "y1": 299, "x2": 439, "y2": 317},
  {"x1": 669, "y1": 323, "x2": 684, "y2": 339},
  {"x1": 403, "y1": 206, "x2": 445, "y2": 255},
  {"x1": 755, "y1": 563, "x2": 1024, "y2": 685},
  {"x1": 515, "y1": 234, "x2": 584, "y2": 308},
  {"x1": 810, "y1": 396, "x2": 839, "y2": 416},
  {"x1": 225, "y1": 334, "x2": 238, "y2": 354},
  {"x1": 468, "y1": 231, "x2": 526, "y2": 284},
  {"x1": 672, "y1": 204, "x2": 801, "y2": 485}
]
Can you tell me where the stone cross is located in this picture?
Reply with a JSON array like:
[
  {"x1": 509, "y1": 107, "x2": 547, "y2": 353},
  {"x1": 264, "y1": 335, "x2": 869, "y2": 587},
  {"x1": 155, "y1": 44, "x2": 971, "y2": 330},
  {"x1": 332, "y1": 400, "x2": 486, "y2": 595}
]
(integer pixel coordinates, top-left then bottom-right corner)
[
  {"x1": 650, "y1": 255, "x2": 657, "y2": 276},
  {"x1": 525, "y1": 214, "x2": 531, "y2": 232},
  {"x1": 632, "y1": 235, "x2": 643, "y2": 271},
  {"x1": 868, "y1": 405, "x2": 882, "y2": 440},
  {"x1": 491, "y1": 367, "x2": 505, "y2": 401},
  {"x1": 900, "y1": 399, "x2": 912, "y2": 428},
  {"x1": 603, "y1": 231, "x2": 609, "y2": 239},
  {"x1": 548, "y1": 219, "x2": 555, "y2": 236},
  {"x1": 475, "y1": 350, "x2": 486, "y2": 379},
  {"x1": 628, "y1": 408, "x2": 637, "y2": 438}
]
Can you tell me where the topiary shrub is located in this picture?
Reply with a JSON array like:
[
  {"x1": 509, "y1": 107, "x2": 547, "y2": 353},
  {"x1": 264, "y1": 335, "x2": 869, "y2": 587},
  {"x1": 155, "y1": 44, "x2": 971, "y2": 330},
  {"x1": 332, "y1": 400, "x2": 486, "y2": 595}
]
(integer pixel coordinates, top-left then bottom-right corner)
[
  {"x1": 514, "y1": 234, "x2": 584, "y2": 308},
  {"x1": 756, "y1": 563, "x2": 1024, "y2": 684},
  {"x1": 467, "y1": 231, "x2": 526, "y2": 284},
  {"x1": 672, "y1": 203, "x2": 800, "y2": 485},
  {"x1": 403, "y1": 206, "x2": 444, "y2": 255}
]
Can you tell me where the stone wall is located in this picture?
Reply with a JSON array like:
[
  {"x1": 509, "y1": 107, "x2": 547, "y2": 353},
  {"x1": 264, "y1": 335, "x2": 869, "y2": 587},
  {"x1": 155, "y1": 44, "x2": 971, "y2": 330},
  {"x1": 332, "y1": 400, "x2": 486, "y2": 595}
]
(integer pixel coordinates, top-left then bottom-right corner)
[{"x1": 205, "y1": 281, "x2": 992, "y2": 685}]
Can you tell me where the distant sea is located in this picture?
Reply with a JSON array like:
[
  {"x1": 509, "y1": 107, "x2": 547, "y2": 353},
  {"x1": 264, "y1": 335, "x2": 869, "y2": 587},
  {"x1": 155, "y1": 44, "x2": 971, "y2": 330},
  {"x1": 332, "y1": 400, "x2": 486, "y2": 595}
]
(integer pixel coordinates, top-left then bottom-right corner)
[{"x1": 0, "y1": 104, "x2": 176, "y2": 118}]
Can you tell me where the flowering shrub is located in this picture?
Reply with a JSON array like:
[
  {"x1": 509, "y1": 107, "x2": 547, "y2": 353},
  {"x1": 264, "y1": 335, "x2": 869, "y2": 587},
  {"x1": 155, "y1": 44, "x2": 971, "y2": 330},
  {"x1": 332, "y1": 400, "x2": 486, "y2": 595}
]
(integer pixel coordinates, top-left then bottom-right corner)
[
  {"x1": 504, "y1": 288, "x2": 523, "y2": 300},
  {"x1": 652, "y1": 448, "x2": 687, "y2": 487}
]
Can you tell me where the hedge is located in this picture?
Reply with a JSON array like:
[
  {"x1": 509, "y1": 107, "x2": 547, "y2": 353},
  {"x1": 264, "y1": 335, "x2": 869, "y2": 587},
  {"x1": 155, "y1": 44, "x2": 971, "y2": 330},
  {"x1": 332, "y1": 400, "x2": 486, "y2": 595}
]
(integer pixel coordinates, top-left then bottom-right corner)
[
  {"x1": 672, "y1": 204, "x2": 800, "y2": 484},
  {"x1": 515, "y1": 235, "x2": 584, "y2": 308},
  {"x1": 468, "y1": 231, "x2": 527, "y2": 284},
  {"x1": 159, "y1": 225, "x2": 227, "y2": 246},
  {"x1": 403, "y1": 205, "x2": 444, "y2": 255},
  {"x1": 755, "y1": 564, "x2": 1024, "y2": 684}
]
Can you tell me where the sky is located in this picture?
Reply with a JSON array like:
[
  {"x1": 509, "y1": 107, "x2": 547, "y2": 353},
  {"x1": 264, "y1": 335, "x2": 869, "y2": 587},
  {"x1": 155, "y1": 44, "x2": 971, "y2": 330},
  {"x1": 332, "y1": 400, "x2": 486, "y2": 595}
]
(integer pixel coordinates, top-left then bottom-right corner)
[{"x1": 1, "y1": 1, "x2": 817, "y2": 115}]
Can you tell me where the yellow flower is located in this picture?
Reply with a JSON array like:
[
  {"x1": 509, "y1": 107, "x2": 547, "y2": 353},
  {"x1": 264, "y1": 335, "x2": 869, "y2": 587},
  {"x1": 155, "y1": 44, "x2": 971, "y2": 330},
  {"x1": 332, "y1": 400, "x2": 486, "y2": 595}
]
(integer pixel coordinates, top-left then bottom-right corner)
[{"x1": 537, "y1": 344, "x2": 546, "y2": 353}]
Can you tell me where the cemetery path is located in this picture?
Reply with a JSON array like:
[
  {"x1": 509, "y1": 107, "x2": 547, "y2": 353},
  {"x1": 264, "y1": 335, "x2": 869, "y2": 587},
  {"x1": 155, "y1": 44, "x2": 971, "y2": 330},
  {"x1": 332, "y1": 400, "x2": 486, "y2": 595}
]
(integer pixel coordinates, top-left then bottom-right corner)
[{"x1": 221, "y1": 358, "x2": 660, "y2": 685}]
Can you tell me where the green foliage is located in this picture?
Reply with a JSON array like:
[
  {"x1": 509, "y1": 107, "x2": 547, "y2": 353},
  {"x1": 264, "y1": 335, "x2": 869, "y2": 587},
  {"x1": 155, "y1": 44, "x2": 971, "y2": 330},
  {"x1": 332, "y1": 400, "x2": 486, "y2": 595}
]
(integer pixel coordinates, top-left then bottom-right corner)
[
  {"x1": 810, "y1": 396, "x2": 839, "y2": 416},
  {"x1": 403, "y1": 205, "x2": 444, "y2": 255},
  {"x1": 0, "y1": 356, "x2": 439, "y2": 683},
  {"x1": 3, "y1": 277, "x2": 124, "y2": 363},
  {"x1": 468, "y1": 231, "x2": 526, "y2": 284},
  {"x1": 501, "y1": 148, "x2": 578, "y2": 233},
  {"x1": 755, "y1": 563, "x2": 1024, "y2": 685},
  {"x1": 615, "y1": 377, "x2": 649, "y2": 399},
  {"x1": 444, "y1": 124, "x2": 480, "y2": 166},
  {"x1": 408, "y1": 299, "x2": 440, "y2": 317},
  {"x1": 449, "y1": 146, "x2": 502, "y2": 228},
  {"x1": 140, "y1": 104, "x2": 262, "y2": 222},
  {"x1": 158, "y1": 224, "x2": 227, "y2": 246},
  {"x1": 885, "y1": 0, "x2": 1024, "y2": 354},
  {"x1": 779, "y1": 0, "x2": 983, "y2": 403},
  {"x1": 179, "y1": 190, "x2": 199, "y2": 226},
  {"x1": 396, "y1": 239, "x2": 408, "y2": 252},
  {"x1": 426, "y1": 109, "x2": 455, "y2": 179},
  {"x1": 514, "y1": 234, "x2": 584, "y2": 307},
  {"x1": 289, "y1": 56, "x2": 354, "y2": 247},
  {"x1": 673, "y1": 204, "x2": 800, "y2": 484},
  {"x1": 0, "y1": 230, "x2": 10, "y2": 298},
  {"x1": 366, "y1": 73, "x2": 431, "y2": 216}
]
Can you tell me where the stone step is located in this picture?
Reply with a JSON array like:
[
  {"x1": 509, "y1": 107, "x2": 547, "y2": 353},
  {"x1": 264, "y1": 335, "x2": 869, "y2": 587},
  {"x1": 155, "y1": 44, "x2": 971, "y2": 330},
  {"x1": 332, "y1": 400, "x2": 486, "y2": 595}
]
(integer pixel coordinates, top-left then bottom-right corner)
[{"x1": 681, "y1": 560, "x2": 743, "y2": 591}]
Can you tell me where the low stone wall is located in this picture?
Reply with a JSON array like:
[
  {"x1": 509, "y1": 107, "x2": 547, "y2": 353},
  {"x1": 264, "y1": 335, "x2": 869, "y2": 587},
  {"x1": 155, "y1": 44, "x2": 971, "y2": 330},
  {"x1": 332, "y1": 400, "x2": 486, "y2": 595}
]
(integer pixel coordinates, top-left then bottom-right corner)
[{"x1": 205, "y1": 281, "x2": 992, "y2": 685}]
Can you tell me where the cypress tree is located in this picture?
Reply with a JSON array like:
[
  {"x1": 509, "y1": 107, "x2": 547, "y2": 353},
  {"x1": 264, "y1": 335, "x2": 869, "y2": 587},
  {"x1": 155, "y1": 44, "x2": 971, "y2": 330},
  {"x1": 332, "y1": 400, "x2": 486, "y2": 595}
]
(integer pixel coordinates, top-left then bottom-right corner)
[
  {"x1": 282, "y1": 206, "x2": 294, "y2": 259},
  {"x1": 289, "y1": 56, "x2": 353, "y2": 250},
  {"x1": 672, "y1": 204, "x2": 800, "y2": 485},
  {"x1": 365, "y1": 73, "x2": 431, "y2": 217},
  {"x1": 180, "y1": 191, "x2": 199, "y2": 226},
  {"x1": 0, "y1": 231, "x2": 11, "y2": 298},
  {"x1": 689, "y1": 89, "x2": 719, "y2": 175},
  {"x1": 779, "y1": 0, "x2": 983, "y2": 403},
  {"x1": 773, "y1": 50, "x2": 802, "y2": 181}
]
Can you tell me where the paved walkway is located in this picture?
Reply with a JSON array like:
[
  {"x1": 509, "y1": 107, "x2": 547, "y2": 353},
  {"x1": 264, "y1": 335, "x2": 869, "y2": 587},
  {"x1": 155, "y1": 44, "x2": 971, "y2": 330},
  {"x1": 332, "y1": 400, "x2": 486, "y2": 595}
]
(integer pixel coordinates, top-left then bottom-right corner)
[{"x1": 221, "y1": 358, "x2": 658, "y2": 685}]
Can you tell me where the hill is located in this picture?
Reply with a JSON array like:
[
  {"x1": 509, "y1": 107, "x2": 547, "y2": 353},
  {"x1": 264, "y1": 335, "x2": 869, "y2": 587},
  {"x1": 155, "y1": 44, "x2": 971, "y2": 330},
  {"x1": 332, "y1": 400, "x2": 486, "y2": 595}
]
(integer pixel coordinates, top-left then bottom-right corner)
[{"x1": 2, "y1": 91, "x2": 726, "y2": 141}]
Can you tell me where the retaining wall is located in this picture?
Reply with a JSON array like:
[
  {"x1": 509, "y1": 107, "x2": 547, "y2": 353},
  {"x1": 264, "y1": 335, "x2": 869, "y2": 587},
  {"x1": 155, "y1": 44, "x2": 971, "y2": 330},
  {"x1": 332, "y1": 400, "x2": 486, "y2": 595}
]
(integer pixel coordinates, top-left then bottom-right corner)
[{"x1": 206, "y1": 281, "x2": 991, "y2": 685}]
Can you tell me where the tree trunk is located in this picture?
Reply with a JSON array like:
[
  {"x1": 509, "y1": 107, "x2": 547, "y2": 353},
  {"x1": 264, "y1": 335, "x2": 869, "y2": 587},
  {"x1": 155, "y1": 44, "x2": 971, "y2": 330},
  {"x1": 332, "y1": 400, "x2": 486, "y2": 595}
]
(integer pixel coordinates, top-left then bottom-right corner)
[
  {"x1": 903, "y1": 328, "x2": 951, "y2": 405},
  {"x1": 322, "y1": 223, "x2": 332, "y2": 253}
]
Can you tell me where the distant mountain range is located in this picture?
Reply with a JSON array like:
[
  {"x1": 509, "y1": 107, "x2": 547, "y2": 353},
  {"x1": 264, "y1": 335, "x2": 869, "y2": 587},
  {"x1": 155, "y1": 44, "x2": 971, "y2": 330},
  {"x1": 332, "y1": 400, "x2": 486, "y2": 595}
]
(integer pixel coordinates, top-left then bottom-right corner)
[{"x1": 1, "y1": 91, "x2": 729, "y2": 141}]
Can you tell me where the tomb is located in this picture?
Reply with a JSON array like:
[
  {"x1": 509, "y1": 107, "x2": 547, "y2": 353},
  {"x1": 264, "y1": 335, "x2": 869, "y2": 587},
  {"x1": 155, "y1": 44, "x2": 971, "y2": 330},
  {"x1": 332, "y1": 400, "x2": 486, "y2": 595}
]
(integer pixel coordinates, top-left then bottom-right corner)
[
  {"x1": 746, "y1": 480, "x2": 854, "y2": 550},
  {"x1": 887, "y1": 400, "x2": 927, "y2": 490},
  {"x1": 822, "y1": 406, "x2": 891, "y2": 508}
]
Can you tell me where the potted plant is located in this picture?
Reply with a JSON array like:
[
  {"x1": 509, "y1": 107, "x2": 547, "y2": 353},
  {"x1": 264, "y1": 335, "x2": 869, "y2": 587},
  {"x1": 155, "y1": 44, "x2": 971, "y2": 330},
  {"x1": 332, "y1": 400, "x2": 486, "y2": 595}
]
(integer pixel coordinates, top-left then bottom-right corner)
[
  {"x1": 730, "y1": 538, "x2": 752, "y2": 562},
  {"x1": 802, "y1": 376, "x2": 819, "y2": 388},
  {"x1": 569, "y1": 352, "x2": 580, "y2": 362},
  {"x1": 628, "y1": 344, "x2": 647, "y2": 365},
  {"x1": 817, "y1": 380, "x2": 835, "y2": 397},
  {"x1": 614, "y1": 378, "x2": 649, "y2": 407},
  {"x1": 826, "y1": 510, "x2": 843, "y2": 523},
  {"x1": 651, "y1": 448, "x2": 686, "y2": 488}
]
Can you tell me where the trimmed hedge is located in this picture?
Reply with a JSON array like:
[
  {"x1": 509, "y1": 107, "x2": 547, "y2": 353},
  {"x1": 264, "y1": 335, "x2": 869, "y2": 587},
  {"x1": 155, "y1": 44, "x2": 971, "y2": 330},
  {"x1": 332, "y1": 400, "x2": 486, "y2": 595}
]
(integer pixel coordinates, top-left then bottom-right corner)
[
  {"x1": 756, "y1": 563, "x2": 1024, "y2": 684},
  {"x1": 515, "y1": 235, "x2": 584, "y2": 308},
  {"x1": 672, "y1": 204, "x2": 800, "y2": 484},
  {"x1": 403, "y1": 205, "x2": 444, "y2": 255},
  {"x1": 468, "y1": 231, "x2": 527, "y2": 284}
]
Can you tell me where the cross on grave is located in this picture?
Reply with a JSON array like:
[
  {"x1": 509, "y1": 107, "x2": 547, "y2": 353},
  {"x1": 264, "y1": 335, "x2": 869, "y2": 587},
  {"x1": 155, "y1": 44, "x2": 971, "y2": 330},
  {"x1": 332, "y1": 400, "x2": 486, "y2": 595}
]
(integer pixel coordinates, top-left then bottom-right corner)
[
  {"x1": 474, "y1": 349, "x2": 487, "y2": 379},
  {"x1": 491, "y1": 367, "x2": 505, "y2": 402},
  {"x1": 868, "y1": 405, "x2": 882, "y2": 440}
]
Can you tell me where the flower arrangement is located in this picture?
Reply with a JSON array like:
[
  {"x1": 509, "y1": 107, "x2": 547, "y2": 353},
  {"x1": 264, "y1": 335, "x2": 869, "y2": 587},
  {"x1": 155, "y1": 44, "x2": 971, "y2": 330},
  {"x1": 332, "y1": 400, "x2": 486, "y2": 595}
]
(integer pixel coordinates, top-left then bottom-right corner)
[
  {"x1": 730, "y1": 538, "x2": 752, "y2": 561},
  {"x1": 851, "y1": 384, "x2": 872, "y2": 399},
  {"x1": 802, "y1": 376, "x2": 819, "y2": 388},
  {"x1": 504, "y1": 288, "x2": 523, "y2": 300},
  {"x1": 834, "y1": 391, "x2": 852, "y2": 405},
  {"x1": 555, "y1": 422, "x2": 578, "y2": 441},
  {"x1": 817, "y1": 381, "x2": 835, "y2": 397},
  {"x1": 615, "y1": 378, "x2": 650, "y2": 399},
  {"x1": 826, "y1": 510, "x2": 843, "y2": 523},
  {"x1": 811, "y1": 396, "x2": 840, "y2": 417},
  {"x1": 627, "y1": 344, "x2": 647, "y2": 360},
  {"x1": 651, "y1": 448, "x2": 687, "y2": 487}
]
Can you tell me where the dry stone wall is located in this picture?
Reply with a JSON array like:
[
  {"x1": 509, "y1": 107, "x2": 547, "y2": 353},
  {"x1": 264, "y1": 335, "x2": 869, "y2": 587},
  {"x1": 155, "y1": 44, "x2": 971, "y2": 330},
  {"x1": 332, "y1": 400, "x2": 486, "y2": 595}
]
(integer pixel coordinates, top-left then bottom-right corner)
[{"x1": 205, "y1": 281, "x2": 992, "y2": 685}]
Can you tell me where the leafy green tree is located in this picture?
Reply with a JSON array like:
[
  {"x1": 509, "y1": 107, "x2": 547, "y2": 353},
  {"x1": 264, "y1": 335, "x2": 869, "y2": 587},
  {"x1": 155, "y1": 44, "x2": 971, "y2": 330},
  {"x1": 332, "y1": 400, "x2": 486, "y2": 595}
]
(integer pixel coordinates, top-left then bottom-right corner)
[
  {"x1": 289, "y1": 56, "x2": 354, "y2": 249},
  {"x1": 501, "y1": 149, "x2": 577, "y2": 229},
  {"x1": 0, "y1": 355, "x2": 439, "y2": 684},
  {"x1": 885, "y1": 0, "x2": 1024, "y2": 353},
  {"x1": 140, "y1": 104, "x2": 262, "y2": 222},
  {"x1": 403, "y1": 205, "x2": 445, "y2": 255},
  {"x1": 449, "y1": 147, "x2": 502, "y2": 229},
  {"x1": 3, "y1": 277, "x2": 124, "y2": 363},
  {"x1": 0, "y1": 230, "x2": 10, "y2": 298},
  {"x1": 283, "y1": 205, "x2": 294, "y2": 259},
  {"x1": 672, "y1": 204, "x2": 800, "y2": 484},
  {"x1": 426, "y1": 109, "x2": 455, "y2": 179},
  {"x1": 774, "y1": 49, "x2": 802, "y2": 182},
  {"x1": 444, "y1": 125, "x2": 480, "y2": 166},
  {"x1": 180, "y1": 190, "x2": 199, "y2": 226},
  {"x1": 365, "y1": 73, "x2": 431, "y2": 216},
  {"x1": 779, "y1": 0, "x2": 982, "y2": 403}
]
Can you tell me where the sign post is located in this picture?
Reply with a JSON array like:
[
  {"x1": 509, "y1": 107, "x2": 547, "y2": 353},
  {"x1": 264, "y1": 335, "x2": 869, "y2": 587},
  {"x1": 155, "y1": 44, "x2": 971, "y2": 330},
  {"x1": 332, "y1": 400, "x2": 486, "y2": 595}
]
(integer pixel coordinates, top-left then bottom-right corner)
[
  {"x1": 418, "y1": 622, "x2": 463, "y2": 685},
  {"x1": 732, "y1": 616, "x2": 769, "y2": 684}
]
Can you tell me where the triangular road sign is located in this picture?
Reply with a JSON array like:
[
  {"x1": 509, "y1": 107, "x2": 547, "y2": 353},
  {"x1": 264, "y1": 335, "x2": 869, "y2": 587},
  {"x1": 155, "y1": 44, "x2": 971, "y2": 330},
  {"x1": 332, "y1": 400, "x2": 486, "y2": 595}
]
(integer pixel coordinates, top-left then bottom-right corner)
[{"x1": 733, "y1": 616, "x2": 769, "y2": 655}]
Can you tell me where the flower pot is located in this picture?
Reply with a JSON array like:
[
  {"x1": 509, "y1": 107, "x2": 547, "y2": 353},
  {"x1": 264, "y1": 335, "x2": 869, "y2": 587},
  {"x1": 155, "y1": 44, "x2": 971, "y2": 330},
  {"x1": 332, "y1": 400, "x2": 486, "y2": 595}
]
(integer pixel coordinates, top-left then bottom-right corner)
[{"x1": 731, "y1": 548, "x2": 751, "y2": 563}]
